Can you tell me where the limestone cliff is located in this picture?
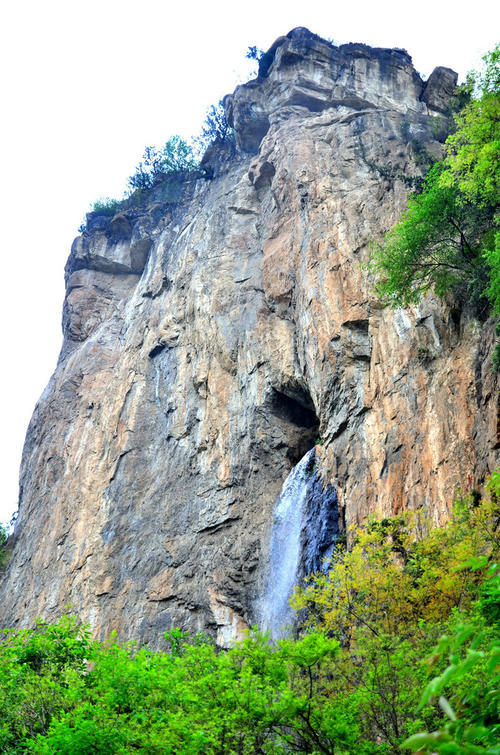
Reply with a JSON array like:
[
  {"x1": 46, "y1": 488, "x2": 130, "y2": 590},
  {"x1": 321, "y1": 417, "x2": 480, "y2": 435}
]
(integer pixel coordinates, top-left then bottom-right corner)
[{"x1": 1, "y1": 28, "x2": 499, "y2": 645}]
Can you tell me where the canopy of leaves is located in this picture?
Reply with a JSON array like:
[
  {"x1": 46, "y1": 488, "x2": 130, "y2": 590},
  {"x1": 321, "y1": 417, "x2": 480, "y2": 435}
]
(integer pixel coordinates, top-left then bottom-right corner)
[
  {"x1": 403, "y1": 565, "x2": 500, "y2": 753},
  {"x1": 80, "y1": 99, "x2": 234, "y2": 230},
  {"x1": 371, "y1": 164, "x2": 492, "y2": 311},
  {"x1": 196, "y1": 100, "x2": 234, "y2": 151},
  {"x1": 127, "y1": 136, "x2": 201, "y2": 191},
  {"x1": 1, "y1": 477, "x2": 498, "y2": 753},
  {"x1": 90, "y1": 197, "x2": 123, "y2": 216},
  {"x1": 292, "y1": 481, "x2": 500, "y2": 639},
  {"x1": 246, "y1": 45, "x2": 264, "y2": 61},
  {"x1": 370, "y1": 45, "x2": 499, "y2": 319},
  {"x1": 291, "y1": 482, "x2": 500, "y2": 752},
  {"x1": 441, "y1": 45, "x2": 500, "y2": 208}
]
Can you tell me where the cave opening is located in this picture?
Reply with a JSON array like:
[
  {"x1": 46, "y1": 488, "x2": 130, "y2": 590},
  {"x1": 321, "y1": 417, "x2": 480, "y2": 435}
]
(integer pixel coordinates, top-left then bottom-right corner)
[{"x1": 269, "y1": 387, "x2": 320, "y2": 465}]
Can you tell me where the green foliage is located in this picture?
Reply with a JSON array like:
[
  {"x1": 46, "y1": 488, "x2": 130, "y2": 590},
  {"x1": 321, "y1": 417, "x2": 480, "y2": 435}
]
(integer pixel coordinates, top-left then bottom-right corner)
[
  {"x1": 404, "y1": 566, "x2": 500, "y2": 753},
  {"x1": 492, "y1": 342, "x2": 500, "y2": 372},
  {"x1": 486, "y1": 231, "x2": 500, "y2": 319},
  {"x1": 370, "y1": 164, "x2": 492, "y2": 311},
  {"x1": 127, "y1": 136, "x2": 200, "y2": 192},
  {"x1": 1, "y1": 481, "x2": 498, "y2": 753},
  {"x1": 196, "y1": 100, "x2": 234, "y2": 150},
  {"x1": 78, "y1": 197, "x2": 123, "y2": 232},
  {"x1": 0, "y1": 619, "x2": 341, "y2": 754},
  {"x1": 90, "y1": 197, "x2": 122, "y2": 216},
  {"x1": 0, "y1": 616, "x2": 92, "y2": 751},
  {"x1": 370, "y1": 45, "x2": 499, "y2": 319},
  {"x1": 246, "y1": 45, "x2": 274, "y2": 78},
  {"x1": 441, "y1": 45, "x2": 500, "y2": 208},
  {"x1": 293, "y1": 492, "x2": 499, "y2": 640},
  {"x1": 82, "y1": 97, "x2": 233, "y2": 229},
  {"x1": 0, "y1": 522, "x2": 8, "y2": 570},
  {"x1": 291, "y1": 490, "x2": 500, "y2": 751}
]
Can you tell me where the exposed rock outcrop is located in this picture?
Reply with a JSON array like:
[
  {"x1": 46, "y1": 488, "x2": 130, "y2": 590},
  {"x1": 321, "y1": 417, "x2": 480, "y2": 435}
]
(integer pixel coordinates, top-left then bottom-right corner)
[{"x1": 1, "y1": 28, "x2": 498, "y2": 646}]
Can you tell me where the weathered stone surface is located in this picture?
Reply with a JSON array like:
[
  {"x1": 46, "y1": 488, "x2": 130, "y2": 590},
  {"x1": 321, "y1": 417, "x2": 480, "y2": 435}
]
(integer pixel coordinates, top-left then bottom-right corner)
[
  {"x1": 1, "y1": 29, "x2": 498, "y2": 646},
  {"x1": 226, "y1": 27, "x2": 439, "y2": 155},
  {"x1": 421, "y1": 66, "x2": 459, "y2": 113}
]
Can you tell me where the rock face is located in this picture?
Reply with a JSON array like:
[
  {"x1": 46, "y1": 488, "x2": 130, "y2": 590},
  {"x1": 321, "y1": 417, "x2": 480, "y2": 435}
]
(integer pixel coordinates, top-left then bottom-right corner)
[{"x1": 1, "y1": 28, "x2": 498, "y2": 645}]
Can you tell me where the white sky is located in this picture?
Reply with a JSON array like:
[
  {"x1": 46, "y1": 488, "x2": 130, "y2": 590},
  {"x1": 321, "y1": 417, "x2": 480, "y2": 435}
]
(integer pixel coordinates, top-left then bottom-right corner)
[{"x1": 0, "y1": 0, "x2": 498, "y2": 524}]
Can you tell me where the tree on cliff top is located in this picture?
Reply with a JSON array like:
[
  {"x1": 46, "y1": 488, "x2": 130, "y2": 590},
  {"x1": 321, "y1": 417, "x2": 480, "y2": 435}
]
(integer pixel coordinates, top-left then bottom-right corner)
[
  {"x1": 127, "y1": 135, "x2": 201, "y2": 191},
  {"x1": 196, "y1": 100, "x2": 234, "y2": 148}
]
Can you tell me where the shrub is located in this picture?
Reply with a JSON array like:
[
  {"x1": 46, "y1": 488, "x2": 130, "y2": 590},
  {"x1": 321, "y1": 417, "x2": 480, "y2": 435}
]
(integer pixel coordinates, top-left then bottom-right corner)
[
  {"x1": 0, "y1": 522, "x2": 8, "y2": 570},
  {"x1": 81, "y1": 95, "x2": 236, "y2": 232},
  {"x1": 0, "y1": 616, "x2": 92, "y2": 749},
  {"x1": 492, "y1": 342, "x2": 500, "y2": 372},
  {"x1": 290, "y1": 489, "x2": 500, "y2": 749},
  {"x1": 0, "y1": 619, "x2": 340, "y2": 754},
  {"x1": 127, "y1": 136, "x2": 200, "y2": 192},
  {"x1": 77, "y1": 197, "x2": 123, "y2": 233},
  {"x1": 196, "y1": 100, "x2": 234, "y2": 150},
  {"x1": 246, "y1": 45, "x2": 264, "y2": 62},
  {"x1": 404, "y1": 566, "x2": 500, "y2": 753},
  {"x1": 293, "y1": 491, "x2": 500, "y2": 640},
  {"x1": 1, "y1": 475, "x2": 499, "y2": 753},
  {"x1": 245, "y1": 45, "x2": 275, "y2": 78},
  {"x1": 90, "y1": 197, "x2": 122, "y2": 216}
]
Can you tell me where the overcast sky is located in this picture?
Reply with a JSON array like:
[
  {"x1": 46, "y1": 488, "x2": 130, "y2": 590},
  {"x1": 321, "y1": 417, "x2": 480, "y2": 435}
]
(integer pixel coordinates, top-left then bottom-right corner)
[{"x1": 0, "y1": 0, "x2": 498, "y2": 524}]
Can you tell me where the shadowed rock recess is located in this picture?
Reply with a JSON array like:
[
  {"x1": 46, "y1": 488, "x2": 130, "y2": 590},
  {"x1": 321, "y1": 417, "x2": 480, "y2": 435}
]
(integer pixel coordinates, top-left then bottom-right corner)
[{"x1": 1, "y1": 27, "x2": 499, "y2": 646}]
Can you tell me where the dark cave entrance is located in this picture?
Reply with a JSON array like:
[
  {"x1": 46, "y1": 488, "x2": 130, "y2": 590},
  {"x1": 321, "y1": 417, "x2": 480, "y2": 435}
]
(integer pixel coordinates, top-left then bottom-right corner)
[{"x1": 269, "y1": 386, "x2": 320, "y2": 465}]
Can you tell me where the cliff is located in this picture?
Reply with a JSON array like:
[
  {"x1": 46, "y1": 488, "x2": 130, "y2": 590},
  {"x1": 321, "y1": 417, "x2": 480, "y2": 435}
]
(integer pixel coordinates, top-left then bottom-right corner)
[{"x1": 1, "y1": 28, "x2": 498, "y2": 645}]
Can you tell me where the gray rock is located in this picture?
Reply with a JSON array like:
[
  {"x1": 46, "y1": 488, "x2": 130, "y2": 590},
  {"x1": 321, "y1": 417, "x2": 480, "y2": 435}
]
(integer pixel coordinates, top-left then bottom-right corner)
[{"x1": 421, "y1": 66, "x2": 458, "y2": 113}]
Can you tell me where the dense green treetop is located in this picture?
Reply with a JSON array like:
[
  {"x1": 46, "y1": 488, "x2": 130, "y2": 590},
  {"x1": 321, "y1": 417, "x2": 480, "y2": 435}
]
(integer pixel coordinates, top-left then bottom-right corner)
[{"x1": 441, "y1": 45, "x2": 500, "y2": 208}]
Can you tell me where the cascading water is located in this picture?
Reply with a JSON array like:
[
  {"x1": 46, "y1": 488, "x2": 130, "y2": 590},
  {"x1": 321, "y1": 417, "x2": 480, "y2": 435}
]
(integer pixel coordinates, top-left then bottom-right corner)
[{"x1": 259, "y1": 448, "x2": 338, "y2": 640}]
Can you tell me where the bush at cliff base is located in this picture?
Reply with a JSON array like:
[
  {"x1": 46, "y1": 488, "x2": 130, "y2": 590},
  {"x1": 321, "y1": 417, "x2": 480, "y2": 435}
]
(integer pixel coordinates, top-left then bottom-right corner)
[{"x1": 0, "y1": 476, "x2": 498, "y2": 754}]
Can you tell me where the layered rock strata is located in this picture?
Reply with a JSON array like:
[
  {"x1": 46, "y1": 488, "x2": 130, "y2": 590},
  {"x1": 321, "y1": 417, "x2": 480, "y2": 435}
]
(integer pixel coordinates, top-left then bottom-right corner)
[{"x1": 1, "y1": 28, "x2": 498, "y2": 645}]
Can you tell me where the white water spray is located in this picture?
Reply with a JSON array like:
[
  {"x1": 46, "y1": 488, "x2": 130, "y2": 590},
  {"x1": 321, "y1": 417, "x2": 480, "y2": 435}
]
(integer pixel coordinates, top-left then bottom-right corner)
[{"x1": 259, "y1": 448, "x2": 316, "y2": 640}]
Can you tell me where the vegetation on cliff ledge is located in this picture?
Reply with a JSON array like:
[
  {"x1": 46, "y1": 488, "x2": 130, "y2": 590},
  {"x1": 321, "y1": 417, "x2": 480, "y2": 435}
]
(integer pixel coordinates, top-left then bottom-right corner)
[
  {"x1": 0, "y1": 523, "x2": 8, "y2": 570},
  {"x1": 79, "y1": 100, "x2": 234, "y2": 231},
  {"x1": 0, "y1": 476, "x2": 499, "y2": 753}
]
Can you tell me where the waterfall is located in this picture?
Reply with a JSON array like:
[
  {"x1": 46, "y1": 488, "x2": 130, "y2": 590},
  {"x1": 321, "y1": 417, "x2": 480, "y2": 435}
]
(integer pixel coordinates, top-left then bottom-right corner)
[{"x1": 259, "y1": 448, "x2": 338, "y2": 640}]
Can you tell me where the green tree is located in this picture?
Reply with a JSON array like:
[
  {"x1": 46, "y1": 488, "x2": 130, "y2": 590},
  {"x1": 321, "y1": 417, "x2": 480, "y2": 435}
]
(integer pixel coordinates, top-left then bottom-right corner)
[
  {"x1": 0, "y1": 522, "x2": 8, "y2": 570},
  {"x1": 1, "y1": 477, "x2": 499, "y2": 753},
  {"x1": 291, "y1": 489, "x2": 500, "y2": 752},
  {"x1": 370, "y1": 45, "x2": 499, "y2": 318},
  {"x1": 127, "y1": 136, "x2": 200, "y2": 191},
  {"x1": 370, "y1": 165, "x2": 493, "y2": 311},
  {"x1": 404, "y1": 567, "x2": 500, "y2": 753},
  {"x1": 90, "y1": 197, "x2": 122, "y2": 216},
  {"x1": 0, "y1": 616, "x2": 92, "y2": 750},
  {"x1": 246, "y1": 45, "x2": 264, "y2": 61},
  {"x1": 441, "y1": 45, "x2": 500, "y2": 208},
  {"x1": 196, "y1": 100, "x2": 234, "y2": 150}
]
